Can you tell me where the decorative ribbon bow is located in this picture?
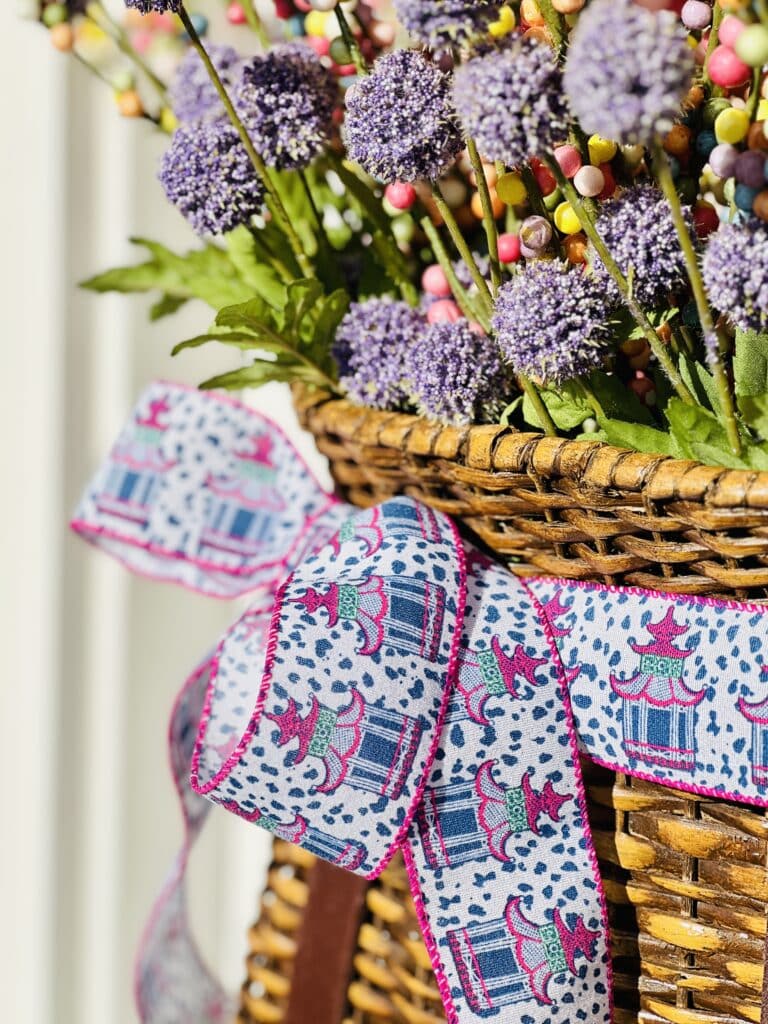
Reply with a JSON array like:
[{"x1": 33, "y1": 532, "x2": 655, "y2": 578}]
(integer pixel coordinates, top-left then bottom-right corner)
[{"x1": 73, "y1": 382, "x2": 768, "y2": 1024}]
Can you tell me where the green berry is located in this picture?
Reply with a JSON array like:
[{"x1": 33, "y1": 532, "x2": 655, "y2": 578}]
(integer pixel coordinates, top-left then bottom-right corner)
[{"x1": 42, "y1": 2, "x2": 67, "y2": 26}]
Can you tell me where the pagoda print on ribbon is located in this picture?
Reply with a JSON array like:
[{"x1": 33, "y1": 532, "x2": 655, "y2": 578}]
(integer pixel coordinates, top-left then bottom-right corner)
[
  {"x1": 266, "y1": 690, "x2": 423, "y2": 801},
  {"x1": 446, "y1": 897, "x2": 599, "y2": 1014},
  {"x1": 293, "y1": 574, "x2": 446, "y2": 659},
  {"x1": 610, "y1": 607, "x2": 705, "y2": 772},
  {"x1": 330, "y1": 499, "x2": 444, "y2": 558},
  {"x1": 455, "y1": 637, "x2": 546, "y2": 724},
  {"x1": 738, "y1": 664, "x2": 768, "y2": 790},
  {"x1": 96, "y1": 397, "x2": 176, "y2": 528},
  {"x1": 198, "y1": 434, "x2": 285, "y2": 561},
  {"x1": 415, "y1": 760, "x2": 571, "y2": 869}
]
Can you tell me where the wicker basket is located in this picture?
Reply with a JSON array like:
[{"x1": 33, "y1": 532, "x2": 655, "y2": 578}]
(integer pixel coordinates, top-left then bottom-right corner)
[{"x1": 238, "y1": 386, "x2": 768, "y2": 1024}]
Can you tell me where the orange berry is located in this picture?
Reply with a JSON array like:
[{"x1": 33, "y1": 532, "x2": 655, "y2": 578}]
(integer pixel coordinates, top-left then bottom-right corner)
[
  {"x1": 117, "y1": 89, "x2": 143, "y2": 118},
  {"x1": 564, "y1": 232, "x2": 588, "y2": 264},
  {"x1": 521, "y1": 0, "x2": 545, "y2": 25},
  {"x1": 663, "y1": 124, "x2": 692, "y2": 158},
  {"x1": 50, "y1": 21, "x2": 74, "y2": 51}
]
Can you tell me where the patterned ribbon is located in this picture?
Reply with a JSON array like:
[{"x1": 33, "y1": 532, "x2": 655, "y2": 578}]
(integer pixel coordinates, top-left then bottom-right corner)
[{"x1": 73, "y1": 382, "x2": 768, "y2": 1024}]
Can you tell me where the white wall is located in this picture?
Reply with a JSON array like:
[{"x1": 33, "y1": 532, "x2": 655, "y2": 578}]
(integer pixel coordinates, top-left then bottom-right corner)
[{"x1": 0, "y1": 10, "x2": 328, "y2": 1023}]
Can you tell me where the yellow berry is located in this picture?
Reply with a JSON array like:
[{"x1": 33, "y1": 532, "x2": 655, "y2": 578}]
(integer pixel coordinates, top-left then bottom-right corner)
[
  {"x1": 489, "y1": 5, "x2": 516, "y2": 36},
  {"x1": 588, "y1": 134, "x2": 617, "y2": 164},
  {"x1": 553, "y1": 201, "x2": 582, "y2": 235},
  {"x1": 303, "y1": 10, "x2": 329, "y2": 36},
  {"x1": 159, "y1": 107, "x2": 178, "y2": 133},
  {"x1": 714, "y1": 106, "x2": 750, "y2": 144},
  {"x1": 496, "y1": 172, "x2": 527, "y2": 205}
]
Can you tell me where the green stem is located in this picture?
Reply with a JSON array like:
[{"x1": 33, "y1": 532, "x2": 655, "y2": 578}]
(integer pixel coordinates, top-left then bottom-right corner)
[
  {"x1": 576, "y1": 379, "x2": 606, "y2": 421},
  {"x1": 704, "y1": 3, "x2": 724, "y2": 93},
  {"x1": 247, "y1": 227, "x2": 296, "y2": 285},
  {"x1": 544, "y1": 155, "x2": 694, "y2": 406},
  {"x1": 178, "y1": 7, "x2": 315, "y2": 278},
  {"x1": 758, "y1": 0, "x2": 768, "y2": 27},
  {"x1": 652, "y1": 143, "x2": 741, "y2": 454},
  {"x1": 519, "y1": 376, "x2": 559, "y2": 437},
  {"x1": 537, "y1": 0, "x2": 566, "y2": 59},
  {"x1": 747, "y1": 66, "x2": 762, "y2": 122},
  {"x1": 335, "y1": 4, "x2": 368, "y2": 75},
  {"x1": 88, "y1": 3, "x2": 167, "y2": 103},
  {"x1": 298, "y1": 170, "x2": 345, "y2": 289},
  {"x1": 466, "y1": 139, "x2": 502, "y2": 294},
  {"x1": 420, "y1": 217, "x2": 488, "y2": 327},
  {"x1": 431, "y1": 186, "x2": 494, "y2": 316},
  {"x1": 240, "y1": 0, "x2": 270, "y2": 48}
]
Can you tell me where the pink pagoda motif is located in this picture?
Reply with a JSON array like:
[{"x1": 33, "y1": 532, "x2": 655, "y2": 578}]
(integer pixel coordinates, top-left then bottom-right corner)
[
  {"x1": 416, "y1": 761, "x2": 571, "y2": 869},
  {"x1": 456, "y1": 637, "x2": 546, "y2": 724},
  {"x1": 97, "y1": 397, "x2": 176, "y2": 528},
  {"x1": 199, "y1": 434, "x2": 285, "y2": 560},
  {"x1": 738, "y1": 664, "x2": 768, "y2": 790},
  {"x1": 266, "y1": 690, "x2": 422, "y2": 801},
  {"x1": 610, "y1": 607, "x2": 705, "y2": 772},
  {"x1": 447, "y1": 897, "x2": 599, "y2": 1013}
]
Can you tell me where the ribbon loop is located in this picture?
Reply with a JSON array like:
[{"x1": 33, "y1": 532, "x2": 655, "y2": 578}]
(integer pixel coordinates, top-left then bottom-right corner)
[{"x1": 191, "y1": 499, "x2": 467, "y2": 878}]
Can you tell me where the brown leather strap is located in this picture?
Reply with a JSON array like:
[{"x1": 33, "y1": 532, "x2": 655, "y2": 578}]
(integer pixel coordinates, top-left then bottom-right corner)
[{"x1": 283, "y1": 859, "x2": 370, "y2": 1024}]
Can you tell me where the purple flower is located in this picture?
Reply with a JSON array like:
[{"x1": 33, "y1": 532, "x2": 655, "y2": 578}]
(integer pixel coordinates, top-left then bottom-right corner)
[
  {"x1": 591, "y1": 185, "x2": 692, "y2": 308},
  {"x1": 168, "y1": 44, "x2": 240, "y2": 124},
  {"x1": 702, "y1": 220, "x2": 768, "y2": 334},
  {"x1": 124, "y1": 0, "x2": 180, "y2": 11},
  {"x1": 564, "y1": 0, "x2": 694, "y2": 147},
  {"x1": 392, "y1": 0, "x2": 502, "y2": 50},
  {"x1": 452, "y1": 38, "x2": 569, "y2": 168},
  {"x1": 233, "y1": 45, "x2": 337, "y2": 170},
  {"x1": 406, "y1": 321, "x2": 507, "y2": 424},
  {"x1": 333, "y1": 298, "x2": 426, "y2": 410},
  {"x1": 492, "y1": 262, "x2": 614, "y2": 384},
  {"x1": 158, "y1": 120, "x2": 265, "y2": 236},
  {"x1": 343, "y1": 50, "x2": 463, "y2": 184}
]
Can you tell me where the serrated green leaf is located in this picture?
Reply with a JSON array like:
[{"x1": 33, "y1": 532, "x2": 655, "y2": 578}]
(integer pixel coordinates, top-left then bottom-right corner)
[
  {"x1": 215, "y1": 296, "x2": 278, "y2": 332},
  {"x1": 172, "y1": 331, "x2": 289, "y2": 356},
  {"x1": 599, "y1": 417, "x2": 683, "y2": 458},
  {"x1": 678, "y1": 354, "x2": 720, "y2": 413},
  {"x1": 150, "y1": 294, "x2": 188, "y2": 321},
  {"x1": 200, "y1": 362, "x2": 302, "y2": 391},
  {"x1": 224, "y1": 227, "x2": 289, "y2": 309},
  {"x1": 313, "y1": 289, "x2": 350, "y2": 371},
  {"x1": 734, "y1": 328, "x2": 768, "y2": 397},
  {"x1": 689, "y1": 442, "x2": 751, "y2": 470},
  {"x1": 283, "y1": 279, "x2": 325, "y2": 341},
  {"x1": 739, "y1": 393, "x2": 768, "y2": 438},
  {"x1": 665, "y1": 397, "x2": 725, "y2": 460},
  {"x1": 81, "y1": 237, "x2": 254, "y2": 310},
  {"x1": 588, "y1": 372, "x2": 654, "y2": 425},
  {"x1": 522, "y1": 383, "x2": 591, "y2": 431}
]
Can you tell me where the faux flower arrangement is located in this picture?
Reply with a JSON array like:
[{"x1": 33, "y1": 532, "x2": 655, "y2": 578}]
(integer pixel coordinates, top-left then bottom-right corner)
[{"x1": 24, "y1": 0, "x2": 768, "y2": 471}]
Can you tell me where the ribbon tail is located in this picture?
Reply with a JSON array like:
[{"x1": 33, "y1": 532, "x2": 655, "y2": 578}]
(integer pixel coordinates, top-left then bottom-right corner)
[{"x1": 135, "y1": 659, "x2": 236, "y2": 1024}]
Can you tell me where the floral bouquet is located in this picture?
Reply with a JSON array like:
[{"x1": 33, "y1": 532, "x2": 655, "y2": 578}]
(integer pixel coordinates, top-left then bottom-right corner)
[{"x1": 24, "y1": 0, "x2": 768, "y2": 467}]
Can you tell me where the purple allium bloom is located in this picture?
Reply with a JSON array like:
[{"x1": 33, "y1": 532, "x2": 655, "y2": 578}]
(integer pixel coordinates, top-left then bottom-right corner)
[
  {"x1": 125, "y1": 0, "x2": 180, "y2": 11},
  {"x1": 233, "y1": 46, "x2": 337, "y2": 170},
  {"x1": 333, "y1": 298, "x2": 426, "y2": 410},
  {"x1": 158, "y1": 120, "x2": 265, "y2": 236},
  {"x1": 168, "y1": 44, "x2": 240, "y2": 124},
  {"x1": 702, "y1": 221, "x2": 768, "y2": 333},
  {"x1": 492, "y1": 262, "x2": 614, "y2": 384},
  {"x1": 590, "y1": 185, "x2": 693, "y2": 308},
  {"x1": 452, "y1": 38, "x2": 569, "y2": 168},
  {"x1": 564, "y1": 0, "x2": 694, "y2": 147},
  {"x1": 392, "y1": 0, "x2": 502, "y2": 50},
  {"x1": 343, "y1": 50, "x2": 463, "y2": 184},
  {"x1": 406, "y1": 321, "x2": 506, "y2": 425}
]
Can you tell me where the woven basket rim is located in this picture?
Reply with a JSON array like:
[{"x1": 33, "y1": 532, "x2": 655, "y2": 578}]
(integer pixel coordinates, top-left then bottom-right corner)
[{"x1": 293, "y1": 384, "x2": 768, "y2": 511}]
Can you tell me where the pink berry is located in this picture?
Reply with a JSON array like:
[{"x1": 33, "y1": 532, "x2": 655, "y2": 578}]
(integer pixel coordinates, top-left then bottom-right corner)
[
  {"x1": 227, "y1": 2, "x2": 246, "y2": 24},
  {"x1": 385, "y1": 182, "x2": 417, "y2": 211},
  {"x1": 421, "y1": 264, "x2": 452, "y2": 297},
  {"x1": 306, "y1": 36, "x2": 331, "y2": 58},
  {"x1": 681, "y1": 0, "x2": 711, "y2": 30},
  {"x1": 554, "y1": 144, "x2": 582, "y2": 179},
  {"x1": 718, "y1": 14, "x2": 746, "y2": 50},
  {"x1": 497, "y1": 233, "x2": 522, "y2": 263},
  {"x1": 708, "y1": 45, "x2": 751, "y2": 88},
  {"x1": 427, "y1": 300, "x2": 462, "y2": 324}
]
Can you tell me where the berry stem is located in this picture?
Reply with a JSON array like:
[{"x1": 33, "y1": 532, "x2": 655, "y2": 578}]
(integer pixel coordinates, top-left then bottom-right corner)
[
  {"x1": 652, "y1": 143, "x2": 741, "y2": 455},
  {"x1": 87, "y1": 2, "x2": 168, "y2": 103},
  {"x1": 430, "y1": 185, "x2": 494, "y2": 318},
  {"x1": 334, "y1": 4, "x2": 368, "y2": 76},
  {"x1": 466, "y1": 138, "x2": 502, "y2": 294},
  {"x1": 537, "y1": 0, "x2": 566, "y2": 59},
  {"x1": 240, "y1": 0, "x2": 270, "y2": 49},
  {"x1": 178, "y1": 5, "x2": 315, "y2": 279},
  {"x1": 704, "y1": 2, "x2": 725, "y2": 94},
  {"x1": 544, "y1": 155, "x2": 695, "y2": 406}
]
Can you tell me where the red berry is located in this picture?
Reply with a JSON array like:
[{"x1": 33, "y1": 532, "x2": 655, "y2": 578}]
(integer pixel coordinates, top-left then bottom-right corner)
[
  {"x1": 385, "y1": 182, "x2": 417, "y2": 211},
  {"x1": 693, "y1": 201, "x2": 720, "y2": 238},
  {"x1": 497, "y1": 233, "x2": 522, "y2": 263},
  {"x1": 629, "y1": 373, "x2": 656, "y2": 406},
  {"x1": 227, "y1": 2, "x2": 246, "y2": 24},
  {"x1": 532, "y1": 163, "x2": 557, "y2": 197},
  {"x1": 273, "y1": 0, "x2": 293, "y2": 17},
  {"x1": 598, "y1": 162, "x2": 616, "y2": 201}
]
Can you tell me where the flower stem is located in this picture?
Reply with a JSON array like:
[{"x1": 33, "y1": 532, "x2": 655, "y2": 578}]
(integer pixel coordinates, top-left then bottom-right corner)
[
  {"x1": 466, "y1": 138, "x2": 502, "y2": 294},
  {"x1": 519, "y1": 376, "x2": 559, "y2": 436},
  {"x1": 240, "y1": 0, "x2": 270, "y2": 48},
  {"x1": 537, "y1": 0, "x2": 566, "y2": 59},
  {"x1": 298, "y1": 170, "x2": 345, "y2": 289},
  {"x1": 652, "y1": 143, "x2": 741, "y2": 454},
  {"x1": 335, "y1": 4, "x2": 368, "y2": 76},
  {"x1": 430, "y1": 185, "x2": 494, "y2": 317},
  {"x1": 705, "y1": 2, "x2": 724, "y2": 93},
  {"x1": 178, "y1": 5, "x2": 315, "y2": 279},
  {"x1": 543, "y1": 155, "x2": 695, "y2": 406},
  {"x1": 748, "y1": 66, "x2": 762, "y2": 122},
  {"x1": 420, "y1": 216, "x2": 488, "y2": 328}
]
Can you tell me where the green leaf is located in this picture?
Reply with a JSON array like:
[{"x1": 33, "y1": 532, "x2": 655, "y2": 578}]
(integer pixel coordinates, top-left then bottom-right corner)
[
  {"x1": 283, "y1": 279, "x2": 325, "y2": 341},
  {"x1": 739, "y1": 392, "x2": 768, "y2": 438},
  {"x1": 199, "y1": 361, "x2": 301, "y2": 392},
  {"x1": 81, "y1": 237, "x2": 254, "y2": 310},
  {"x1": 522, "y1": 383, "x2": 591, "y2": 431},
  {"x1": 312, "y1": 289, "x2": 350, "y2": 371},
  {"x1": 224, "y1": 227, "x2": 289, "y2": 309},
  {"x1": 150, "y1": 294, "x2": 188, "y2": 321},
  {"x1": 665, "y1": 397, "x2": 727, "y2": 460},
  {"x1": 734, "y1": 328, "x2": 768, "y2": 397},
  {"x1": 588, "y1": 372, "x2": 654, "y2": 425},
  {"x1": 678, "y1": 354, "x2": 720, "y2": 413},
  {"x1": 500, "y1": 396, "x2": 523, "y2": 426},
  {"x1": 215, "y1": 296, "x2": 278, "y2": 333},
  {"x1": 171, "y1": 331, "x2": 289, "y2": 356},
  {"x1": 689, "y1": 442, "x2": 752, "y2": 470},
  {"x1": 599, "y1": 417, "x2": 683, "y2": 458}
]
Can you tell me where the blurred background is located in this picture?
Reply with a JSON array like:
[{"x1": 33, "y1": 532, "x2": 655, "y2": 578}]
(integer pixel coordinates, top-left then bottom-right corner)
[{"x1": 1, "y1": 5, "x2": 329, "y2": 1021}]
